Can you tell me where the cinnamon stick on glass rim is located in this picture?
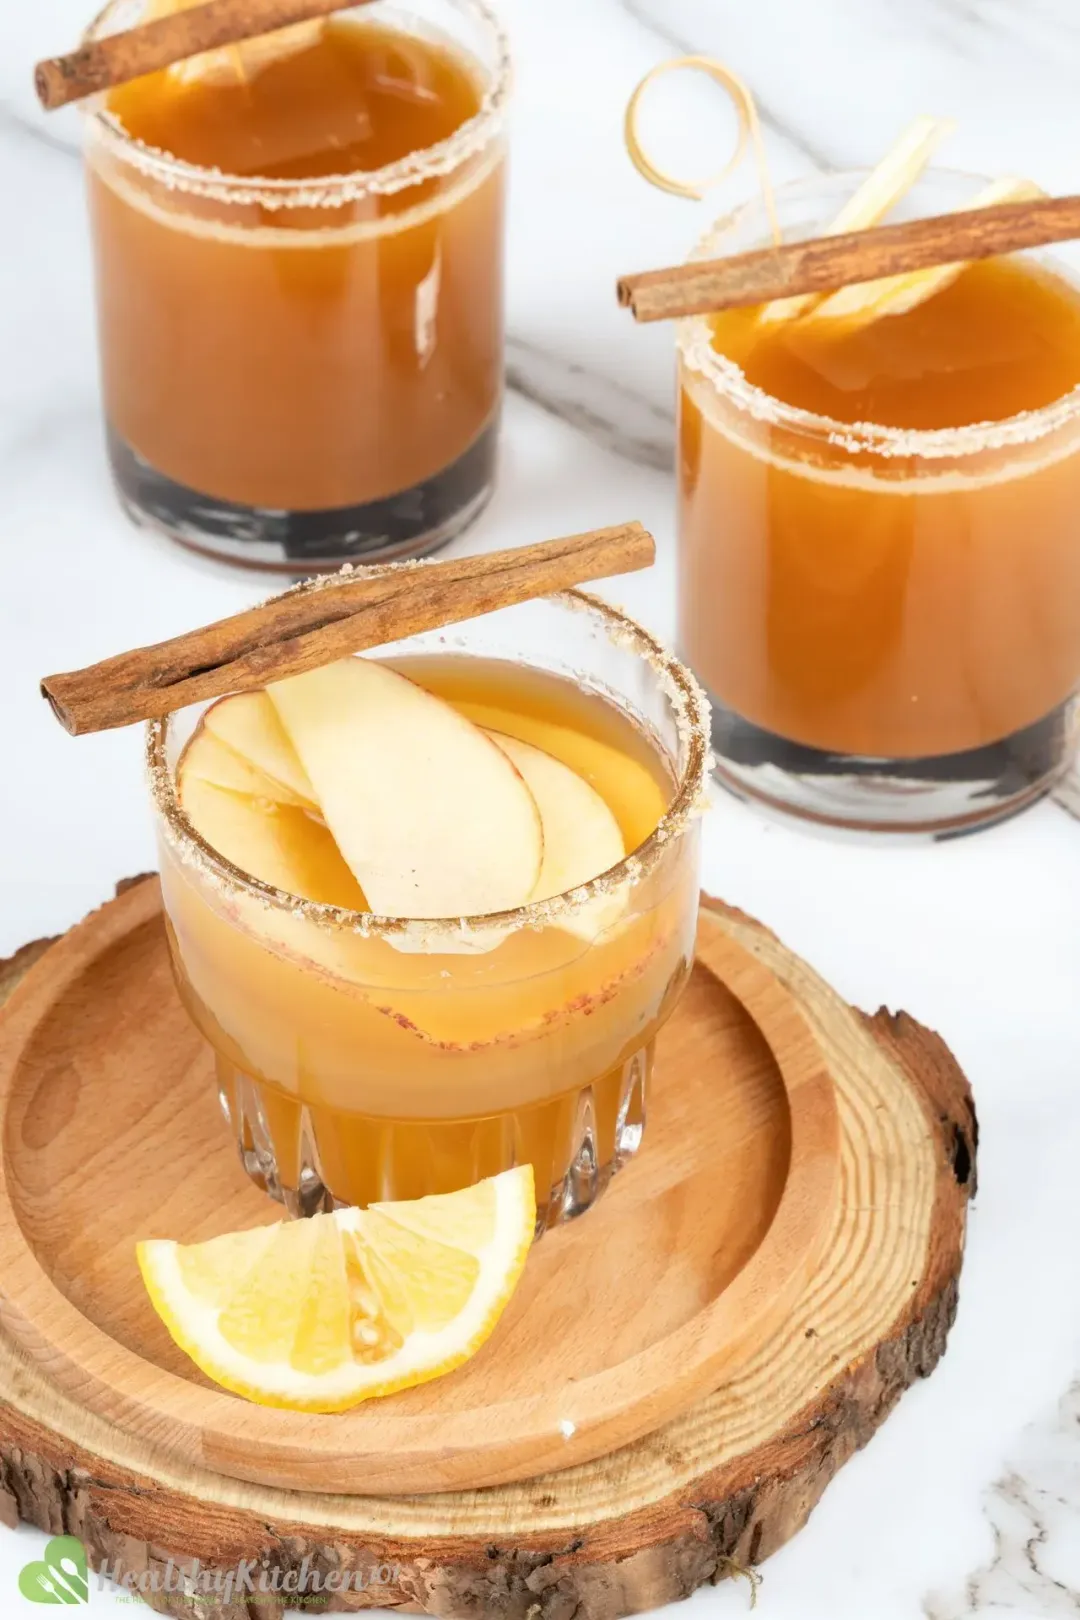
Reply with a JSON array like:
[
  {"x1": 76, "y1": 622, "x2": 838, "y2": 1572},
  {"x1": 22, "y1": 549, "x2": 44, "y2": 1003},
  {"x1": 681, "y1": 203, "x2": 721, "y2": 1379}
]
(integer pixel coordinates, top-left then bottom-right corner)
[
  {"x1": 35, "y1": 0, "x2": 367, "y2": 111},
  {"x1": 40, "y1": 524, "x2": 656, "y2": 736},
  {"x1": 617, "y1": 193, "x2": 1080, "y2": 322}
]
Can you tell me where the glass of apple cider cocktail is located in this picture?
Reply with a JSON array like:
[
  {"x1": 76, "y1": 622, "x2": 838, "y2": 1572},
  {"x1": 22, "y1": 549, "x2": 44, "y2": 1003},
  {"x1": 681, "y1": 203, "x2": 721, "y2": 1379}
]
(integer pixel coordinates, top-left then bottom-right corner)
[
  {"x1": 678, "y1": 170, "x2": 1080, "y2": 835},
  {"x1": 83, "y1": 0, "x2": 508, "y2": 572},
  {"x1": 148, "y1": 594, "x2": 708, "y2": 1231}
]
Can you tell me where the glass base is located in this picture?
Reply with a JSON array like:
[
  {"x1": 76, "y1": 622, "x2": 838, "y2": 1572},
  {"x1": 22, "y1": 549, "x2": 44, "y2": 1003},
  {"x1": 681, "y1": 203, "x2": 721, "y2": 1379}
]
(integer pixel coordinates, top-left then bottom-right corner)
[
  {"x1": 106, "y1": 418, "x2": 499, "y2": 575},
  {"x1": 218, "y1": 1047, "x2": 650, "y2": 1236},
  {"x1": 706, "y1": 687, "x2": 1078, "y2": 836}
]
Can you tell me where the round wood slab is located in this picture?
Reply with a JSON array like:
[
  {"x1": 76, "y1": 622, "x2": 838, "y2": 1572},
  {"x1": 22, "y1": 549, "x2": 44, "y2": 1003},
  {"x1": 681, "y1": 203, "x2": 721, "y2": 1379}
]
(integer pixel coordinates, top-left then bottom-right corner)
[
  {"x1": 0, "y1": 878, "x2": 839, "y2": 1495},
  {"x1": 0, "y1": 881, "x2": 976, "y2": 1616}
]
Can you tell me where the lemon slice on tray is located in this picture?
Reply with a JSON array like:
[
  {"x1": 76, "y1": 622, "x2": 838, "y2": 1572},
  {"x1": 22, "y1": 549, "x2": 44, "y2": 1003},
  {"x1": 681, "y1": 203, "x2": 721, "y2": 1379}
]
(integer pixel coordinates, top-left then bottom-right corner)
[{"x1": 137, "y1": 1166, "x2": 535, "y2": 1411}]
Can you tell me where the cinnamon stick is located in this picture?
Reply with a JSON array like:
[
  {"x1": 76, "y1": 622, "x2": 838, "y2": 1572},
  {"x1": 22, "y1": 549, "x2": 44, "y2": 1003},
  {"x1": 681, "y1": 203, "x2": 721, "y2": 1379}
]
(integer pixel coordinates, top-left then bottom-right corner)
[
  {"x1": 617, "y1": 193, "x2": 1080, "y2": 322},
  {"x1": 41, "y1": 524, "x2": 656, "y2": 736},
  {"x1": 35, "y1": 0, "x2": 366, "y2": 112}
]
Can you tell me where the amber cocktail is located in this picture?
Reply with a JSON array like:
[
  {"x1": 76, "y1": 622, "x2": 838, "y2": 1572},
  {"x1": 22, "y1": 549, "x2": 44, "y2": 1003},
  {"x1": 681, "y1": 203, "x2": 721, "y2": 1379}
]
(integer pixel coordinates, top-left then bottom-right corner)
[
  {"x1": 84, "y1": 0, "x2": 508, "y2": 571},
  {"x1": 149, "y1": 594, "x2": 708, "y2": 1230},
  {"x1": 678, "y1": 171, "x2": 1080, "y2": 834}
]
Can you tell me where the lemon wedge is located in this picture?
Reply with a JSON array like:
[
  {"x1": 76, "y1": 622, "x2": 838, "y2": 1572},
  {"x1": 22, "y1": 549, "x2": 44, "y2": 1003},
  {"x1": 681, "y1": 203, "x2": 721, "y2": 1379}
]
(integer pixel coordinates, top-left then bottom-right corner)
[{"x1": 137, "y1": 1166, "x2": 536, "y2": 1410}]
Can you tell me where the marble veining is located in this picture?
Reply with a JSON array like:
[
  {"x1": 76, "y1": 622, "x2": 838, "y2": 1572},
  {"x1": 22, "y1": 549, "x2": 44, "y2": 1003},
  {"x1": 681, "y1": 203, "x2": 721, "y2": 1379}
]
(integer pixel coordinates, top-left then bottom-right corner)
[
  {"x1": 506, "y1": 334, "x2": 674, "y2": 471},
  {"x1": 0, "y1": 100, "x2": 78, "y2": 156},
  {"x1": 923, "y1": 1383, "x2": 1080, "y2": 1618},
  {"x1": 615, "y1": 0, "x2": 835, "y2": 171},
  {"x1": 618, "y1": 0, "x2": 837, "y2": 171}
]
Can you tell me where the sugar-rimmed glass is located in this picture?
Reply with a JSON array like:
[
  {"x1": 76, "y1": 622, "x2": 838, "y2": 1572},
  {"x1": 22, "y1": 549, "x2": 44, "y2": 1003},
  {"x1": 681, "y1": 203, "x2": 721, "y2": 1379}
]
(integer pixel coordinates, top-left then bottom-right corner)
[
  {"x1": 678, "y1": 169, "x2": 1080, "y2": 835},
  {"x1": 83, "y1": 0, "x2": 510, "y2": 572},
  {"x1": 148, "y1": 592, "x2": 709, "y2": 1232}
]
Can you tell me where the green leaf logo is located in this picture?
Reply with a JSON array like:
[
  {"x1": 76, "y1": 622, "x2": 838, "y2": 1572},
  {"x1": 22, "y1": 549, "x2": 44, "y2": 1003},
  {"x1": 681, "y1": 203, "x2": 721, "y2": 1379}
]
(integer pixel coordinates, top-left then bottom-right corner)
[{"x1": 18, "y1": 1537, "x2": 89, "y2": 1604}]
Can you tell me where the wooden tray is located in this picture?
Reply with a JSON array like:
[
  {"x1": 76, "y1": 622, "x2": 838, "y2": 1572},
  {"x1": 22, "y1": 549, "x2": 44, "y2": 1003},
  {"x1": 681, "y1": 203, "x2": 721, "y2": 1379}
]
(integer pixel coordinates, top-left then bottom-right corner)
[
  {"x1": 0, "y1": 882, "x2": 976, "y2": 1616},
  {"x1": 0, "y1": 878, "x2": 839, "y2": 1495}
]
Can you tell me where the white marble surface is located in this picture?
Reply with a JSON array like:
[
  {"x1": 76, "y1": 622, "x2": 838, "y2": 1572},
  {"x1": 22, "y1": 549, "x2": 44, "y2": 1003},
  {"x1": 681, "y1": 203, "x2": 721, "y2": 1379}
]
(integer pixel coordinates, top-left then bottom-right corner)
[{"x1": 2, "y1": 1, "x2": 1080, "y2": 1616}]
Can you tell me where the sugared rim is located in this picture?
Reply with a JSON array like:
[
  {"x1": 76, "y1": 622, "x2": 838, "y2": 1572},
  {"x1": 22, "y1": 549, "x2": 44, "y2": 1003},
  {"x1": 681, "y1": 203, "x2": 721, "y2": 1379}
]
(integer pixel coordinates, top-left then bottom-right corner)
[
  {"x1": 147, "y1": 586, "x2": 711, "y2": 942},
  {"x1": 678, "y1": 169, "x2": 1080, "y2": 462},
  {"x1": 83, "y1": 0, "x2": 511, "y2": 209}
]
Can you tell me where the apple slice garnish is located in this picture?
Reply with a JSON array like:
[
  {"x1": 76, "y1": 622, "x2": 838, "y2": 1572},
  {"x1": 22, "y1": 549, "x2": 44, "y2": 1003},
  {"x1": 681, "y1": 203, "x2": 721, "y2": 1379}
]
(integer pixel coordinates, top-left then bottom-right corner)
[
  {"x1": 144, "y1": 0, "x2": 324, "y2": 88},
  {"x1": 803, "y1": 175, "x2": 1046, "y2": 325},
  {"x1": 267, "y1": 659, "x2": 545, "y2": 919},
  {"x1": 176, "y1": 769, "x2": 365, "y2": 909},
  {"x1": 172, "y1": 22, "x2": 324, "y2": 88},
  {"x1": 202, "y1": 692, "x2": 317, "y2": 810},
  {"x1": 485, "y1": 731, "x2": 628, "y2": 943},
  {"x1": 758, "y1": 115, "x2": 955, "y2": 324},
  {"x1": 181, "y1": 726, "x2": 311, "y2": 807}
]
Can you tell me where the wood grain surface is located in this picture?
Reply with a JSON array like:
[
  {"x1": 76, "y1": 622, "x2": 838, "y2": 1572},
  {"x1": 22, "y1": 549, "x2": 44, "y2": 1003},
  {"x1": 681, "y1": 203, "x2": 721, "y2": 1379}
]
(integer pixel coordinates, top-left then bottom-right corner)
[
  {"x1": 0, "y1": 881, "x2": 975, "y2": 1616},
  {"x1": 0, "y1": 879, "x2": 839, "y2": 1494}
]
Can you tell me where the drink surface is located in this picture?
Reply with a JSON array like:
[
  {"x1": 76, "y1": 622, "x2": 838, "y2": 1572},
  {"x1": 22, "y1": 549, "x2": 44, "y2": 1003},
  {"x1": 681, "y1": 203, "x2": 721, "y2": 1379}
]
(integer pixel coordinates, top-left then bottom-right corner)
[
  {"x1": 680, "y1": 256, "x2": 1080, "y2": 759},
  {"x1": 90, "y1": 19, "x2": 504, "y2": 515},
  {"x1": 706, "y1": 258, "x2": 1080, "y2": 430},
  {"x1": 107, "y1": 19, "x2": 483, "y2": 187},
  {"x1": 158, "y1": 656, "x2": 696, "y2": 1217}
]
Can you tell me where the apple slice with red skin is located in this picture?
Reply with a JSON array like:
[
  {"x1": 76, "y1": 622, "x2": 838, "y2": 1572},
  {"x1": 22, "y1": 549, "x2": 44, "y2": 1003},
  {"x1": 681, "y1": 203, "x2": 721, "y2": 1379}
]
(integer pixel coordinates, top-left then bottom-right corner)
[
  {"x1": 486, "y1": 731, "x2": 628, "y2": 943},
  {"x1": 181, "y1": 727, "x2": 311, "y2": 808},
  {"x1": 267, "y1": 659, "x2": 545, "y2": 920},
  {"x1": 176, "y1": 771, "x2": 365, "y2": 909},
  {"x1": 188, "y1": 678, "x2": 631, "y2": 940},
  {"x1": 201, "y1": 691, "x2": 318, "y2": 809}
]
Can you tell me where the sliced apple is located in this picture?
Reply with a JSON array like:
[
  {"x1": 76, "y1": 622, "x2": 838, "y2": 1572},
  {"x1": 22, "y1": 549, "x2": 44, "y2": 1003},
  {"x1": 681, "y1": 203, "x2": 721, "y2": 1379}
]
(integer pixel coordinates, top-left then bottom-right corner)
[
  {"x1": 758, "y1": 115, "x2": 955, "y2": 324},
  {"x1": 267, "y1": 659, "x2": 544, "y2": 919},
  {"x1": 803, "y1": 176, "x2": 1046, "y2": 326},
  {"x1": 176, "y1": 774, "x2": 365, "y2": 909},
  {"x1": 171, "y1": 21, "x2": 324, "y2": 88},
  {"x1": 485, "y1": 731, "x2": 628, "y2": 943},
  {"x1": 202, "y1": 692, "x2": 317, "y2": 810},
  {"x1": 181, "y1": 727, "x2": 310, "y2": 807},
  {"x1": 145, "y1": 0, "x2": 324, "y2": 88}
]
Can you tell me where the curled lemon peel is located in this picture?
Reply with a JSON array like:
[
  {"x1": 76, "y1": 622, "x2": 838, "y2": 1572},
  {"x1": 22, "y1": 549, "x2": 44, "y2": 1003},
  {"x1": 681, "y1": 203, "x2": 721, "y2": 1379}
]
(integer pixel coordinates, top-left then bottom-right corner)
[{"x1": 624, "y1": 55, "x2": 780, "y2": 246}]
